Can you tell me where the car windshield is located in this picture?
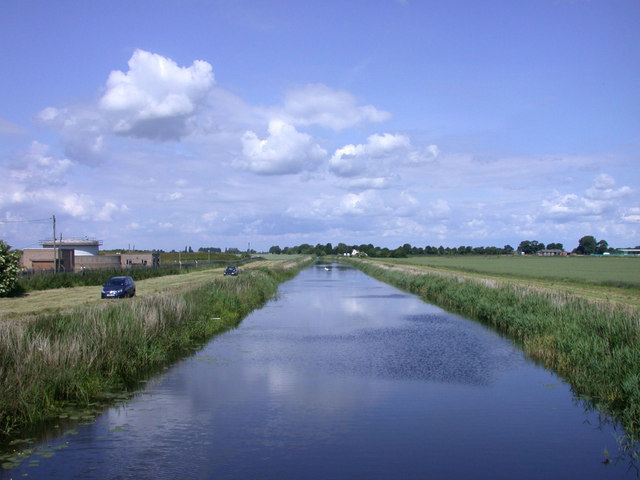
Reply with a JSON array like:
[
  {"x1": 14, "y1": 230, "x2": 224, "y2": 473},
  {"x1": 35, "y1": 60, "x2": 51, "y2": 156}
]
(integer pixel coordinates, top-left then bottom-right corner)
[{"x1": 105, "y1": 278, "x2": 126, "y2": 286}]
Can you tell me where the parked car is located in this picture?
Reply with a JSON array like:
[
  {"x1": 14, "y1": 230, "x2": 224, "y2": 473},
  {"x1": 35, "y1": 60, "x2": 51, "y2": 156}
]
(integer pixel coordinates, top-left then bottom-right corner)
[
  {"x1": 101, "y1": 276, "x2": 136, "y2": 298},
  {"x1": 224, "y1": 266, "x2": 239, "y2": 276}
]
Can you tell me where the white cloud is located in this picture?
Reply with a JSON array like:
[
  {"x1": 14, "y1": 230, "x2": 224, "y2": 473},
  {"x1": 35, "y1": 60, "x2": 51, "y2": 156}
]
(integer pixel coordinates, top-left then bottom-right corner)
[
  {"x1": 366, "y1": 133, "x2": 411, "y2": 156},
  {"x1": 7, "y1": 142, "x2": 73, "y2": 188},
  {"x1": 202, "y1": 211, "x2": 219, "y2": 222},
  {"x1": 99, "y1": 49, "x2": 215, "y2": 140},
  {"x1": 585, "y1": 173, "x2": 633, "y2": 200},
  {"x1": 427, "y1": 199, "x2": 451, "y2": 219},
  {"x1": 0, "y1": 142, "x2": 130, "y2": 225},
  {"x1": 236, "y1": 120, "x2": 327, "y2": 175},
  {"x1": 36, "y1": 50, "x2": 216, "y2": 154},
  {"x1": 622, "y1": 207, "x2": 640, "y2": 223},
  {"x1": 344, "y1": 177, "x2": 393, "y2": 190},
  {"x1": 280, "y1": 84, "x2": 391, "y2": 130},
  {"x1": 35, "y1": 106, "x2": 108, "y2": 164},
  {"x1": 330, "y1": 132, "x2": 437, "y2": 178},
  {"x1": 96, "y1": 202, "x2": 129, "y2": 222},
  {"x1": 540, "y1": 174, "x2": 633, "y2": 222},
  {"x1": 155, "y1": 192, "x2": 184, "y2": 202}
]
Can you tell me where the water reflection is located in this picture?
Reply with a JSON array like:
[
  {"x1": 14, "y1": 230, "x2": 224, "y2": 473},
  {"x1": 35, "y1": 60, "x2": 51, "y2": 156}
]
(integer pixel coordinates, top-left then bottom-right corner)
[{"x1": 1, "y1": 263, "x2": 637, "y2": 479}]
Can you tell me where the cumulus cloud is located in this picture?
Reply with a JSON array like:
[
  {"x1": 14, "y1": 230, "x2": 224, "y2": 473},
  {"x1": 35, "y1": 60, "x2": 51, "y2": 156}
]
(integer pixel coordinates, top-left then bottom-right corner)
[
  {"x1": 96, "y1": 202, "x2": 129, "y2": 221},
  {"x1": 541, "y1": 174, "x2": 633, "y2": 222},
  {"x1": 236, "y1": 120, "x2": 327, "y2": 175},
  {"x1": 330, "y1": 133, "x2": 438, "y2": 178},
  {"x1": 427, "y1": 199, "x2": 451, "y2": 219},
  {"x1": 35, "y1": 106, "x2": 108, "y2": 164},
  {"x1": 280, "y1": 84, "x2": 391, "y2": 130},
  {"x1": 7, "y1": 142, "x2": 73, "y2": 188},
  {"x1": 0, "y1": 142, "x2": 129, "y2": 223},
  {"x1": 622, "y1": 207, "x2": 640, "y2": 223},
  {"x1": 585, "y1": 173, "x2": 633, "y2": 200},
  {"x1": 99, "y1": 49, "x2": 215, "y2": 139},
  {"x1": 36, "y1": 49, "x2": 216, "y2": 159}
]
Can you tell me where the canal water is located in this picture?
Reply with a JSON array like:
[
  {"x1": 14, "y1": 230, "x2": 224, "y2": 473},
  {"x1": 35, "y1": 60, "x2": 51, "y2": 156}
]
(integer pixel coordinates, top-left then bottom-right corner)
[{"x1": 2, "y1": 263, "x2": 637, "y2": 479}]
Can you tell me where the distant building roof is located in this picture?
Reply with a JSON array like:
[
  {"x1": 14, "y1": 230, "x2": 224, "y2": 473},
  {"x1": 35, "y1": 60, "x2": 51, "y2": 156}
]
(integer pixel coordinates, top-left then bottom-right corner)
[{"x1": 41, "y1": 238, "x2": 103, "y2": 248}]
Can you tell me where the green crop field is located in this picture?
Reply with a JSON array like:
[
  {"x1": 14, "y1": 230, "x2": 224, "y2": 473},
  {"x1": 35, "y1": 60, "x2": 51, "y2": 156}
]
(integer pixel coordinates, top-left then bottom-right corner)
[
  {"x1": 377, "y1": 255, "x2": 640, "y2": 286},
  {"x1": 363, "y1": 255, "x2": 640, "y2": 307}
]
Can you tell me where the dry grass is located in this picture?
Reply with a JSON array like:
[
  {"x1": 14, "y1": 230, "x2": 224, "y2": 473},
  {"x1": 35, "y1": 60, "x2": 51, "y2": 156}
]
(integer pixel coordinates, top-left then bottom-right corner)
[{"x1": 0, "y1": 259, "x2": 297, "y2": 318}]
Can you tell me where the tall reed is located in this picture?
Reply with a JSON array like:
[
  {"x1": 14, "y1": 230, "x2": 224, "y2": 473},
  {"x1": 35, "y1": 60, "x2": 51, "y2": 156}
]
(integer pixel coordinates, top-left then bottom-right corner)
[
  {"x1": 349, "y1": 259, "x2": 640, "y2": 436},
  {"x1": 0, "y1": 259, "x2": 309, "y2": 438}
]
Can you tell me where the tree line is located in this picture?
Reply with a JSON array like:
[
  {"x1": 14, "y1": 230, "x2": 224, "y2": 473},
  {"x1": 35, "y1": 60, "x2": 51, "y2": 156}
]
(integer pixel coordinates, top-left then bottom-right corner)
[{"x1": 270, "y1": 235, "x2": 626, "y2": 258}]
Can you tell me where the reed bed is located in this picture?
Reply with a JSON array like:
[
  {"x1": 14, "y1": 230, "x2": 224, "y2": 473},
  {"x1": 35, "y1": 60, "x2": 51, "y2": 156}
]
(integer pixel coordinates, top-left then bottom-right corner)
[
  {"x1": 0, "y1": 259, "x2": 309, "y2": 438},
  {"x1": 349, "y1": 259, "x2": 640, "y2": 437}
]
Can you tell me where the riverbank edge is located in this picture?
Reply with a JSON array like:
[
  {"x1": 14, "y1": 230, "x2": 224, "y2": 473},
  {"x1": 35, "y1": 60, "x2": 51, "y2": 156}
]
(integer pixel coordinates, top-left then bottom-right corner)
[
  {"x1": 0, "y1": 257, "x2": 312, "y2": 441},
  {"x1": 345, "y1": 257, "x2": 640, "y2": 438}
]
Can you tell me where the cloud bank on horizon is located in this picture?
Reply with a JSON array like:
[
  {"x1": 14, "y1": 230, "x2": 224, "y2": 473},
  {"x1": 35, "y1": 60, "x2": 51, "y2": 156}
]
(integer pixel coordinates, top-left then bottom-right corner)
[{"x1": 0, "y1": 1, "x2": 638, "y2": 251}]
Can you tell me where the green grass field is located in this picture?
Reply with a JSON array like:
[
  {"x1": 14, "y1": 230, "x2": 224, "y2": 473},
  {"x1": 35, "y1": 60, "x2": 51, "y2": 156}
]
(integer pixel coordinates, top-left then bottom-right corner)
[
  {"x1": 366, "y1": 255, "x2": 640, "y2": 307},
  {"x1": 383, "y1": 255, "x2": 639, "y2": 286}
]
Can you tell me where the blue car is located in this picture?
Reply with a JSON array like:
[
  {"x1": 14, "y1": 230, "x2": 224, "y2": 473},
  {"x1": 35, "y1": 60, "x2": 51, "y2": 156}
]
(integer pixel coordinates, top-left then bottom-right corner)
[
  {"x1": 101, "y1": 276, "x2": 136, "y2": 298},
  {"x1": 224, "y1": 266, "x2": 239, "y2": 276}
]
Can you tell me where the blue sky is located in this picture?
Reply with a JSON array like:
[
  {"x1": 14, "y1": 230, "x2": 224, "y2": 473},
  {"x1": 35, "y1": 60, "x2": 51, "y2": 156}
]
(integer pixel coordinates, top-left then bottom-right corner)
[{"x1": 1, "y1": 0, "x2": 638, "y2": 252}]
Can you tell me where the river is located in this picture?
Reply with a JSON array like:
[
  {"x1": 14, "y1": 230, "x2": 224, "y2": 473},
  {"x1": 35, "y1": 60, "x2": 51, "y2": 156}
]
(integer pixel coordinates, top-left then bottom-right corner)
[{"x1": 1, "y1": 263, "x2": 636, "y2": 479}]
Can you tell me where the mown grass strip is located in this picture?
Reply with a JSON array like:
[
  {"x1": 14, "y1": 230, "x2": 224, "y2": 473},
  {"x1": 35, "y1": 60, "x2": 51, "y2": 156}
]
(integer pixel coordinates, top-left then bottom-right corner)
[
  {"x1": 347, "y1": 258, "x2": 640, "y2": 437},
  {"x1": 0, "y1": 258, "x2": 311, "y2": 439},
  {"x1": 16, "y1": 255, "x2": 258, "y2": 293}
]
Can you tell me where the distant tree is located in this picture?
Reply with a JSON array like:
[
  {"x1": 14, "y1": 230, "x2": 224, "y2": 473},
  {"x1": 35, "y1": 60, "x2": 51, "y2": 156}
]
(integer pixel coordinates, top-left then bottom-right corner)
[
  {"x1": 335, "y1": 243, "x2": 351, "y2": 255},
  {"x1": 575, "y1": 236, "x2": 597, "y2": 255},
  {"x1": 546, "y1": 243, "x2": 563, "y2": 251},
  {"x1": 518, "y1": 240, "x2": 545, "y2": 255},
  {"x1": 0, "y1": 240, "x2": 21, "y2": 297},
  {"x1": 269, "y1": 245, "x2": 282, "y2": 255},
  {"x1": 313, "y1": 243, "x2": 327, "y2": 256},
  {"x1": 596, "y1": 239, "x2": 609, "y2": 254},
  {"x1": 503, "y1": 245, "x2": 514, "y2": 254}
]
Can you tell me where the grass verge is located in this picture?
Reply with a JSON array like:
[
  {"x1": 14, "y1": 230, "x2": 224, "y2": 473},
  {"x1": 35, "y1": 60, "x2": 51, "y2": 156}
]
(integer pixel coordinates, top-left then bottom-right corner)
[
  {"x1": 347, "y1": 258, "x2": 640, "y2": 437},
  {"x1": 0, "y1": 257, "x2": 311, "y2": 439}
]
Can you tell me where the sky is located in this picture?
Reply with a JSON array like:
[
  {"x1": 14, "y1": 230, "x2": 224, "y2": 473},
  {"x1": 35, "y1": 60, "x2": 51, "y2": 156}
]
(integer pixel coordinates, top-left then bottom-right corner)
[{"x1": 1, "y1": 0, "x2": 639, "y2": 252}]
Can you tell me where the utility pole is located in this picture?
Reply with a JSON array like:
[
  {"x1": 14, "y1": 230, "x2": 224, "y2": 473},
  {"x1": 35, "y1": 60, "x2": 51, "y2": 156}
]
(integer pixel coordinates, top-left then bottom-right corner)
[{"x1": 52, "y1": 215, "x2": 57, "y2": 273}]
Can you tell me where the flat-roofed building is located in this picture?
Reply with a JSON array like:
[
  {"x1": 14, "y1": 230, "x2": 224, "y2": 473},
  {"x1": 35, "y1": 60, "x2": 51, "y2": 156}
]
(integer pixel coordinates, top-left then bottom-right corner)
[{"x1": 20, "y1": 237, "x2": 159, "y2": 272}]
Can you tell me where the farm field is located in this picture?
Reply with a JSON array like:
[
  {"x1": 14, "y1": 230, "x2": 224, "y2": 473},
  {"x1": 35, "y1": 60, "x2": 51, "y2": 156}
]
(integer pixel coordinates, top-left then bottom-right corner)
[
  {"x1": 0, "y1": 258, "x2": 289, "y2": 317},
  {"x1": 369, "y1": 255, "x2": 640, "y2": 307}
]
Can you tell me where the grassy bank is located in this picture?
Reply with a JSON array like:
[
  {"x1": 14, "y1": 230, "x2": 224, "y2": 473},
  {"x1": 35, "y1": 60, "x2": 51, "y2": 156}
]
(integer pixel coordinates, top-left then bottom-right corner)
[
  {"x1": 381, "y1": 255, "x2": 640, "y2": 289},
  {"x1": 0, "y1": 257, "x2": 311, "y2": 438},
  {"x1": 347, "y1": 258, "x2": 640, "y2": 437},
  {"x1": 17, "y1": 255, "x2": 256, "y2": 293}
]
